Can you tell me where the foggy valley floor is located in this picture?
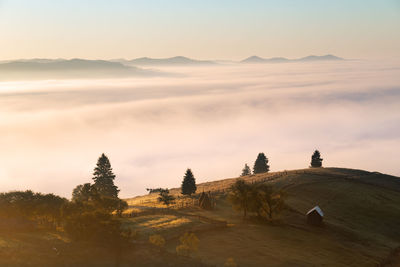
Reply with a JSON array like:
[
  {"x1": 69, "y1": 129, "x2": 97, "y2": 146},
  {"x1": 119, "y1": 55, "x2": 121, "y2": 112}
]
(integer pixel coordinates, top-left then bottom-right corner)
[{"x1": 0, "y1": 60, "x2": 399, "y2": 198}]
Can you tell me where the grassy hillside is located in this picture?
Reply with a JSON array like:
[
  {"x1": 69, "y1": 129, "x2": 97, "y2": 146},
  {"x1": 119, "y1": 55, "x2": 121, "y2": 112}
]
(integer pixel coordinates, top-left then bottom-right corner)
[
  {"x1": 126, "y1": 167, "x2": 400, "y2": 266},
  {"x1": 1, "y1": 168, "x2": 398, "y2": 266}
]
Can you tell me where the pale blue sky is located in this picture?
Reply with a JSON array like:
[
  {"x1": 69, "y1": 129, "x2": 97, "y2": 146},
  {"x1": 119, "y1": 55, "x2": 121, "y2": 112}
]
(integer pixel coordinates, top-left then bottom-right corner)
[{"x1": 0, "y1": 0, "x2": 399, "y2": 60}]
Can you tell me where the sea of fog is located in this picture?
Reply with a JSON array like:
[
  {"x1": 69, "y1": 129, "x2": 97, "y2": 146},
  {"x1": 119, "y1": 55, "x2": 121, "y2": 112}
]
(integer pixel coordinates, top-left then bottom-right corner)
[{"x1": 0, "y1": 60, "x2": 399, "y2": 198}]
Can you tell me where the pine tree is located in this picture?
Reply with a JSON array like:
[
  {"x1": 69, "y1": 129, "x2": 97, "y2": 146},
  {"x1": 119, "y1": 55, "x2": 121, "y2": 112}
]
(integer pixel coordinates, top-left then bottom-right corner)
[
  {"x1": 181, "y1": 169, "x2": 197, "y2": 196},
  {"x1": 241, "y1": 164, "x2": 252, "y2": 176},
  {"x1": 253, "y1": 153, "x2": 270, "y2": 174},
  {"x1": 92, "y1": 153, "x2": 119, "y2": 198},
  {"x1": 310, "y1": 150, "x2": 323, "y2": 168}
]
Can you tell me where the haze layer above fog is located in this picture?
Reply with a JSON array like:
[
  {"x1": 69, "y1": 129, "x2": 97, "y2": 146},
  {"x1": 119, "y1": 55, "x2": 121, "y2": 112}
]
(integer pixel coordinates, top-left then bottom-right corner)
[{"x1": 0, "y1": 60, "x2": 399, "y2": 198}]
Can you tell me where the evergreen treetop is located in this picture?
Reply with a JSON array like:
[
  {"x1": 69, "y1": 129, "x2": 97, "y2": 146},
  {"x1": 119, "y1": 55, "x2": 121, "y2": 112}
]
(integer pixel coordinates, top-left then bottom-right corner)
[
  {"x1": 253, "y1": 153, "x2": 270, "y2": 174},
  {"x1": 310, "y1": 150, "x2": 323, "y2": 168},
  {"x1": 181, "y1": 168, "x2": 197, "y2": 196},
  {"x1": 241, "y1": 163, "x2": 252, "y2": 176},
  {"x1": 92, "y1": 153, "x2": 119, "y2": 198}
]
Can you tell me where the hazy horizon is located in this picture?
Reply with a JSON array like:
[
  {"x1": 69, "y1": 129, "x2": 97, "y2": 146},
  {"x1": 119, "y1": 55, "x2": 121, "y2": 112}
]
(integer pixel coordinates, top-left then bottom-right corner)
[{"x1": 1, "y1": 0, "x2": 400, "y2": 60}]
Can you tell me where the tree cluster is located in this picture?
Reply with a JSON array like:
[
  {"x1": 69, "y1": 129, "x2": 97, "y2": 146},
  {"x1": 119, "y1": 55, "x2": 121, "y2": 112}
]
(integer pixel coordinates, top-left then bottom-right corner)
[
  {"x1": 228, "y1": 179, "x2": 286, "y2": 220},
  {"x1": 0, "y1": 190, "x2": 67, "y2": 229},
  {"x1": 0, "y1": 153, "x2": 128, "y2": 248},
  {"x1": 64, "y1": 153, "x2": 128, "y2": 243}
]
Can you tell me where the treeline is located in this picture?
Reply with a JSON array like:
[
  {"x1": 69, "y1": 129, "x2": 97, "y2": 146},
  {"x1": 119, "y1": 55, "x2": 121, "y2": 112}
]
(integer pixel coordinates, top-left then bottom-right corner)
[
  {"x1": 241, "y1": 150, "x2": 323, "y2": 176},
  {"x1": 150, "y1": 150, "x2": 323, "y2": 211},
  {"x1": 0, "y1": 149, "x2": 325, "y2": 236},
  {"x1": 0, "y1": 191, "x2": 67, "y2": 229},
  {"x1": 228, "y1": 179, "x2": 286, "y2": 220},
  {"x1": 0, "y1": 153, "x2": 129, "y2": 246},
  {"x1": 231, "y1": 150, "x2": 323, "y2": 220}
]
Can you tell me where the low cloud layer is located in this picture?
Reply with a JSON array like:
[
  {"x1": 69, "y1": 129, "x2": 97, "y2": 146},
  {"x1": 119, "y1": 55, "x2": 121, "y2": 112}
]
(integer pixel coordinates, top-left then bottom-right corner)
[{"x1": 0, "y1": 60, "x2": 399, "y2": 198}]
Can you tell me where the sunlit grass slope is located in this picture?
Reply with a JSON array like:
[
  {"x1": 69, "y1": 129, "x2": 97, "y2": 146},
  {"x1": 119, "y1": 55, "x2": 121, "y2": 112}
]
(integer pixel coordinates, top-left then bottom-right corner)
[{"x1": 128, "y1": 167, "x2": 400, "y2": 266}]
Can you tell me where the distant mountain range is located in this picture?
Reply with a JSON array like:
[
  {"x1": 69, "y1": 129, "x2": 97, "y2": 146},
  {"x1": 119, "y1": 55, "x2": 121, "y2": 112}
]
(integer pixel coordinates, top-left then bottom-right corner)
[
  {"x1": 0, "y1": 55, "x2": 345, "y2": 80},
  {"x1": 0, "y1": 59, "x2": 130, "y2": 71},
  {"x1": 0, "y1": 59, "x2": 159, "y2": 80},
  {"x1": 115, "y1": 56, "x2": 216, "y2": 66},
  {"x1": 241, "y1": 54, "x2": 344, "y2": 63}
]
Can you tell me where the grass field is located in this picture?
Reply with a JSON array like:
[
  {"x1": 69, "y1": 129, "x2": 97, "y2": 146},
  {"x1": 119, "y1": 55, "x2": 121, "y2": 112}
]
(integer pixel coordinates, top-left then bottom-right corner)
[{"x1": 127, "y1": 167, "x2": 400, "y2": 266}]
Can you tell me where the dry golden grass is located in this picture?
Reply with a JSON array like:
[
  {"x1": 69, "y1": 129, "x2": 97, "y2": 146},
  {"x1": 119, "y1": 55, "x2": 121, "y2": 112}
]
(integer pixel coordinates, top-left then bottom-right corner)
[{"x1": 127, "y1": 168, "x2": 400, "y2": 267}]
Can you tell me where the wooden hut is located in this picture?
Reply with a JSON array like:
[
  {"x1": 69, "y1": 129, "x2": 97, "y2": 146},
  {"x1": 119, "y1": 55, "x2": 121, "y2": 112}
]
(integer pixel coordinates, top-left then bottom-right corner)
[{"x1": 306, "y1": 205, "x2": 324, "y2": 226}]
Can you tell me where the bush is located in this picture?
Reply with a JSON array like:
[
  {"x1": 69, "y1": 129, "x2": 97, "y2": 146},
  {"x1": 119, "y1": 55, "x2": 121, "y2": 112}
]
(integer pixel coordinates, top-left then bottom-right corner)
[
  {"x1": 176, "y1": 232, "x2": 199, "y2": 256},
  {"x1": 228, "y1": 179, "x2": 252, "y2": 218},
  {"x1": 149, "y1": 234, "x2": 165, "y2": 248},
  {"x1": 157, "y1": 189, "x2": 176, "y2": 207},
  {"x1": 224, "y1": 258, "x2": 237, "y2": 267}
]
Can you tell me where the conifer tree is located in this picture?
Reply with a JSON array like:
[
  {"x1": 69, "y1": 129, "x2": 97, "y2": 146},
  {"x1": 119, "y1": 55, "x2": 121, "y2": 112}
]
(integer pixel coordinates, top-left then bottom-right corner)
[
  {"x1": 181, "y1": 169, "x2": 197, "y2": 196},
  {"x1": 253, "y1": 153, "x2": 270, "y2": 174},
  {"x1": 241, "y1": 164, "x2": 252, "y2": 176},
  {"x1": 310, "y1": 150, "x2": 323, "y2": 168},
  {"x1": 92, "y1": 153, "x2": 119, "y2": 198}
]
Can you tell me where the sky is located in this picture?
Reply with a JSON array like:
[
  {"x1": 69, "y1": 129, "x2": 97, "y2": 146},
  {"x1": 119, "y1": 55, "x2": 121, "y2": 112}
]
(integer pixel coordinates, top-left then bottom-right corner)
[
  {"x1": 0, "y1": 60, "x2": 399, "y2": 198},
  {"x1": 0, "y1": 0, "x2": 399, "y2": 60}
]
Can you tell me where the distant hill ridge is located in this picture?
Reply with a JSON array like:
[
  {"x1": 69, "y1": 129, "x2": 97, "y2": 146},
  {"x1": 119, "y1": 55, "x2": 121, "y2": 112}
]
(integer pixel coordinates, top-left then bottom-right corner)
[
  {"x1": 241, "y1": 54, "x2": 344, "y2": 63},
  {"x1": 0, "y1": 58, "x2": 131, "y2": 71},
  {"x1": 0, "y1": 58, "x2": 159, "y2": 80},
  {"x1": 125, "y1": 56, "x2": 216, "y2": 66},
  {"x1": 0, "y1": 54, "x2": 344, "y2": 70}
]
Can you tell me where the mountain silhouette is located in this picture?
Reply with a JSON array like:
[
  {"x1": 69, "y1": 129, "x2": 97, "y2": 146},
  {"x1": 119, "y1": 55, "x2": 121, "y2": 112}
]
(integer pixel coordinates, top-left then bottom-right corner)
[
  {"x1": 0, "y1": 59, "x2": 159, "y2": 80},
  {"x1": 241, "y1": 54, "x2": 344, "y2": 63},
  {"x1": 127, "y1": 56, "x2": 216, "y2": 66}
]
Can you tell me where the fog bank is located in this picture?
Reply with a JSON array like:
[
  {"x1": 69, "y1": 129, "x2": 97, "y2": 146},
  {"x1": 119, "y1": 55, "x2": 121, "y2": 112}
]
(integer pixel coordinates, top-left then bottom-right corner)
[{"x1": 0, "y1": 60, "x2": 399, "y2": 198}]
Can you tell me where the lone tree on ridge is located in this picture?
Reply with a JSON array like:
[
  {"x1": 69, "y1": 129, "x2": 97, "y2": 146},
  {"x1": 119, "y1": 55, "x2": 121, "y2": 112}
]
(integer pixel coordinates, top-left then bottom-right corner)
[
  {"x1": 181, "y1": 169, "x2": 197, "y2": 196},
  {"x1": 310, "y1": 150, "x2": 323, "y2": 168},
  {"x1": 253, "y1": 153, "x2": 270, "y2": 174}
]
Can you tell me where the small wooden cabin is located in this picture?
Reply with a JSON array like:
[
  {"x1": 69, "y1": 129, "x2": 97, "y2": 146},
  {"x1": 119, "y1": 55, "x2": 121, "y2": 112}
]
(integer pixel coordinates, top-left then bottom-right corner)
[{"x1": 306, "y1": 205, "x2": 324, "y2": 226}]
